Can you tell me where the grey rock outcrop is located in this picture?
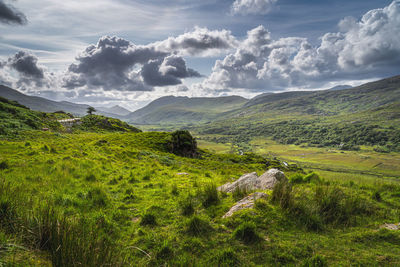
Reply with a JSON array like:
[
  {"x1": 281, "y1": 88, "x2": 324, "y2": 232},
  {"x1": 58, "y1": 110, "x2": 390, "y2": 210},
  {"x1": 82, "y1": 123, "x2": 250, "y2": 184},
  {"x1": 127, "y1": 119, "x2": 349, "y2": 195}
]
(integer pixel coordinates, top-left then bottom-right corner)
[
  {"x1": 222, "y1": 192, "x2": 268, "y2": 218},
  {"x1": 217, "y1": 168, "x2": 286, "y2": 193}
]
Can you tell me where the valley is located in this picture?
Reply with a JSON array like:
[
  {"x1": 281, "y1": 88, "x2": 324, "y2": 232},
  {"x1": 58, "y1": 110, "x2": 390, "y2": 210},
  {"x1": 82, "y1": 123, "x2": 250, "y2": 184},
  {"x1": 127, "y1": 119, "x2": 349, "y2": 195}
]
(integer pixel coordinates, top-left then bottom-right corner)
[{"x1": 0, "y1": 75, "x2": 399, "y2": 266}]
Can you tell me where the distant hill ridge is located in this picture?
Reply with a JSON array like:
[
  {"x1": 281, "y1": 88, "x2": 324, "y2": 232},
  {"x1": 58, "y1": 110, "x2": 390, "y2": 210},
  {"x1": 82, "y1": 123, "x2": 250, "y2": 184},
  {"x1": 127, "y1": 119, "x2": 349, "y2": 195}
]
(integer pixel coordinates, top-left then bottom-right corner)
[{"x1": 0, "y1": 85, "x2": 124, "y2": 118}]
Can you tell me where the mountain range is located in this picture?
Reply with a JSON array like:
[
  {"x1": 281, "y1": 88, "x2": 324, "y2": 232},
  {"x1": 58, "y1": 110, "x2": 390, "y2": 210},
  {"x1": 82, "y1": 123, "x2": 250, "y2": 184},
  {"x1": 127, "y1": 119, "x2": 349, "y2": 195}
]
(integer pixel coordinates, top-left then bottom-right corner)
[{"x1": 0, "y1": 76, "x2": 399, "y2": 127}]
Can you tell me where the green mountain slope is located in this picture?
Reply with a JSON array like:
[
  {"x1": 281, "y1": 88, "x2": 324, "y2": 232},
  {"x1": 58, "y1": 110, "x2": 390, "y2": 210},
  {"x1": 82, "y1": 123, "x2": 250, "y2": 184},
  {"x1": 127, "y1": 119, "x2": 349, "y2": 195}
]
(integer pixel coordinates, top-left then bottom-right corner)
[
  {"x1": 0, "y1": 96, "x2": 66, "y2": 136},
  {"x1": 193, "y1": 75, "x2": 400, "y2": 152},
  {"x1": 126, "y1": 95, "x2": 248, "y2": 124}
]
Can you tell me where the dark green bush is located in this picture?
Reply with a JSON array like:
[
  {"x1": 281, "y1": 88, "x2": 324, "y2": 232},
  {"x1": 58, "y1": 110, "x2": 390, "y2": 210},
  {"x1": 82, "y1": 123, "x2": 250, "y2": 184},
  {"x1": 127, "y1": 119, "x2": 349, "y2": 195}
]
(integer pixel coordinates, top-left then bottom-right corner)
[{"x1": 169, "y1": 130, "x2": 198, "y2": 158}]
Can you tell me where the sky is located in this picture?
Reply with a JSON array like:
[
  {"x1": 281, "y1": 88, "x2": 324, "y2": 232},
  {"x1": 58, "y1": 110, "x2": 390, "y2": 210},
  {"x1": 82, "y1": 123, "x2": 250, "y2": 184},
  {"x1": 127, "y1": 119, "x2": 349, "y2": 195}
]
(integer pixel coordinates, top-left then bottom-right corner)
[{"x1": 0, "y1": 0, "x2": 399, "y2": 111}]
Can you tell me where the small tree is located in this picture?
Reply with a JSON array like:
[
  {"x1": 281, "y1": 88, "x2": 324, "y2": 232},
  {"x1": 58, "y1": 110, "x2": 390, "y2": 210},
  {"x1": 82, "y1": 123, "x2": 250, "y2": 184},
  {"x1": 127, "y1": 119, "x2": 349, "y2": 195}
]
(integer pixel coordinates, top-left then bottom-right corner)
[{"x1": 87, "y1": 106, "x2": 96, "y2": 115}]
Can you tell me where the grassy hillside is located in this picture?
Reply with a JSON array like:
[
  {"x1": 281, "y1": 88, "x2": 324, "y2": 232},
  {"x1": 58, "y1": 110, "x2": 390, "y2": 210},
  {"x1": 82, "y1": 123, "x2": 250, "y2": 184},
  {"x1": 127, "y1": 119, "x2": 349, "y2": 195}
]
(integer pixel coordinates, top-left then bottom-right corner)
[
  {"x1": 0, "y1": 96, "x2": 66, "y2": 137},
  {"x1": 127, "y1": 95, "x2": 248, "y2": 124},
  {"x1": 191, "y1": 75, "x2": 400, "y2": 152},
  {"x1": 1, "y1": 130, "x2": 400, "y2": 266},
  {"x1": 0, "y1": 96, "x2": 141, "y2": 138}
]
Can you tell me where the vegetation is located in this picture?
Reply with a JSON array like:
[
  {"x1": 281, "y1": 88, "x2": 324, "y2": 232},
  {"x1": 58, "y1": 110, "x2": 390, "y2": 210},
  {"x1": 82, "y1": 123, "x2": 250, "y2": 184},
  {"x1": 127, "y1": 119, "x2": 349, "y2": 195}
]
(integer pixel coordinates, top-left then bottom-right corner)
[
  {"x1": 0, "y1": 129, "x2": 399, "y2": 266},
  {"x1": 0, "y1": 75, "x2": 399, "y2": 266}
]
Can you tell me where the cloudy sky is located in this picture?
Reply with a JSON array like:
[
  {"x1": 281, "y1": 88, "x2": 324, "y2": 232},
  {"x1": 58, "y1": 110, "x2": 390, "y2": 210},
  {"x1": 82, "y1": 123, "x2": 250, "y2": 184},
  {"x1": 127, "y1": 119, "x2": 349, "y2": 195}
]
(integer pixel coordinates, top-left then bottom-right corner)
[{"x1": 0, "y1": 0, "x2": 399, "y2": 110}]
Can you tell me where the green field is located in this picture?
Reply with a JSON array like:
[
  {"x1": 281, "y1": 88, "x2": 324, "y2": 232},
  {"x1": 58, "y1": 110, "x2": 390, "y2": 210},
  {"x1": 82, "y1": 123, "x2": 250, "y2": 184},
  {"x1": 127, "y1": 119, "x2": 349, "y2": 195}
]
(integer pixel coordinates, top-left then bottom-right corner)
[{"x1": 0, "y1": 130, "x2": 400, "y2": 266}]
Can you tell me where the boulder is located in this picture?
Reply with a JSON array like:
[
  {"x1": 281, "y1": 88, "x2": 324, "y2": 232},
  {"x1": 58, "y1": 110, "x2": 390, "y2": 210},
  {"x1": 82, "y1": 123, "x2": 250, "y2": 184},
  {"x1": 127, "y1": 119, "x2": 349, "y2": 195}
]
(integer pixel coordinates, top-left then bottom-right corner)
[
  {"x1": 217, "y1": 172, "x2": 258, "y2": 193},
  {"x1": 218, "y1": 169, "x2": 286, "y2": 193},
  {"x1": 222, "y1": 192, "x2": 268, "y2": 218},
  {"x1": 257, "y1": 168, "x2": 287, "y2": 190}
]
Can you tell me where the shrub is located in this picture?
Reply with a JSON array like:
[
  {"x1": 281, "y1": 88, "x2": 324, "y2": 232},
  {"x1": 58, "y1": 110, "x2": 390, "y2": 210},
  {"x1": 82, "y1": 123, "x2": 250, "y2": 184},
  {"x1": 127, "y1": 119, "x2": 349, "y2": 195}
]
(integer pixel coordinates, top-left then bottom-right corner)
[
  {"x1": 186, "y1": 216, "x2": 212, "y2": 236},
  {"x1": 201, "y1": 183, "x2": 220, "y2": 208},
  {"x1": 232, "y1": 221, "x2": 260, "y2": 244},
  {"x1": 169, "y1": 130, "x2": 198, "y2": 158},
  {"x1": 140, "y1": 212, "x2": 157, "y2": 226}
]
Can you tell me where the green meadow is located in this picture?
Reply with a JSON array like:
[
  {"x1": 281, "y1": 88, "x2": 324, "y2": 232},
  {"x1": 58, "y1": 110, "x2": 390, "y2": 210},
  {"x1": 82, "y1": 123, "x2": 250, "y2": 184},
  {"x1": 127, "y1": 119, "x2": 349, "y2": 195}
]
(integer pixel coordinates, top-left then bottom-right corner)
[{"x1": 0, "y1": 129, "x2": 399, "y2": 266}]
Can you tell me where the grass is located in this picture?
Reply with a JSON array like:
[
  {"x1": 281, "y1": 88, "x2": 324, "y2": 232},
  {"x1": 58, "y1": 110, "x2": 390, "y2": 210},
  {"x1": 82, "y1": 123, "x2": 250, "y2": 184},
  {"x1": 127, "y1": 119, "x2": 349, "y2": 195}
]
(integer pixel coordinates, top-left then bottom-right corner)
[{"x1": 0, "y1": 130, "x2": 399, "y2": 265}]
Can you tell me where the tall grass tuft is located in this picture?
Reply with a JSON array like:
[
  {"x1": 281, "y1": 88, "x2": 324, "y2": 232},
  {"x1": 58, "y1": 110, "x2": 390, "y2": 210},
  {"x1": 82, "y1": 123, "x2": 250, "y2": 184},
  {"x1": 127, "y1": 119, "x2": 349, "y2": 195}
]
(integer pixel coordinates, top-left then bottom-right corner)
[{"x1": 200, "y1": 183, "x2": 219, "y2": 208}]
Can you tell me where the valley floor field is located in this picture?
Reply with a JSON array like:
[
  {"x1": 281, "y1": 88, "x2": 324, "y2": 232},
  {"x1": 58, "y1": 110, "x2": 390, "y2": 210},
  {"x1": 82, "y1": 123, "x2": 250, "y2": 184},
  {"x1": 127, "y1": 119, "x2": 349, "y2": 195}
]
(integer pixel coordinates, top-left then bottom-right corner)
[{"x1": 197, "y1": 136, "x2": 400, "y2": 181}]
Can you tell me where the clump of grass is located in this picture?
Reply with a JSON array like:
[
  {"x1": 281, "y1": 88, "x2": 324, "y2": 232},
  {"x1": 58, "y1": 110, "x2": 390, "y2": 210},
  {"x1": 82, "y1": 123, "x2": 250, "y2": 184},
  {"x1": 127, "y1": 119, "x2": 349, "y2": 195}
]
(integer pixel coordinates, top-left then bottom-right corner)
[
  {"x1": 186, "y1": 215, "x2": 212, "y2": 236},
  {"x1": 289, "y1": 173, "x2": 304, "y2": 184},
  {"x1": 87, "y1": 187, "x2": 108, "y2": 207},
  {"x1": 232, "y1": 221, "x2": 260, "y2": 244},
  {"x1": 289, "y1": 172, "x2": 322, "y2": 184},
  {"x1": 372, "y1": 191, "x2": 382, "y2": 202},
  {"x1": 302, "y1": 254, "x2": 327, "y2": 267},
  {"x1": 171, "y1": 184, "x2": 179, "y2": 195},
  {"x1": 200, "y1": 183, "x2": 219, "y2": 208},
  {"x1": 0, "y1": 160, "x2": 9, "y2": 170},
  {"x1": 211, "y1": 248, "x2": 241, "y2": 266},
  {"x1": 85, "y1": 174, "x2": 97, "y2": 182},
  {"x1": 271, "y1": 180, "x2": 293, "y2": 209},
  {"x1": 180, "y1": 195, "x2": 195, "y2": 216},
  {"x1": 271, "y1": 181, "x2": 375, "y2": 230},
  {"x1": 156, "y1": 240, "x2": 173, "y2": 260},
  {"x1": 140, "y1": 212, "x2": 157, "y2": 226}
]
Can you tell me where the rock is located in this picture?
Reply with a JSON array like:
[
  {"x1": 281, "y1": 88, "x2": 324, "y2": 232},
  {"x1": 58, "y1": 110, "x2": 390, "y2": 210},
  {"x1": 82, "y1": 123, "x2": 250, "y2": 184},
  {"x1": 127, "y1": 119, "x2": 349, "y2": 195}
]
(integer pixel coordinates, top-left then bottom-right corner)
[
  {"x1": 217, "y1": 172, "x2": 258, "y2": 193},
  {"x1": 222, "y1": 192, "x2": 268, "y2": 218},
  {"x1": 177, "y1": 172, "x2": 189, "y2": 176},
  {"x1": 257, "y1": 168, "x2": 287, "y2": 190},
  {"x1": 217, "y1": 169, "x2": 286, "y2": 193},
  {"x1": 380, "y1": 223, "x2": 400, "y2": 230}
]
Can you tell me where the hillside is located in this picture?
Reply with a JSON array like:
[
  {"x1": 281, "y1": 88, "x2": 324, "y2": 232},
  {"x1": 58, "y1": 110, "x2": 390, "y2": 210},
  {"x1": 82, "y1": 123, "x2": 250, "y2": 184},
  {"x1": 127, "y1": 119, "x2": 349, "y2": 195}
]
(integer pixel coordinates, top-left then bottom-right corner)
[
  {"x1": 0, "y1": 96, "x2": 141, "y2": 137},
  {"x1": 191, "y1": 75, "x2": 400, "y2": 152},
  {"x1": 126, "y1": 95, "x2": 248, "y2": 124},
  {"x1": 0, "y1": 96, "x2": 66, "y2": 136},
  {"x1": 0, "y1": 85, "x2": 123, "y2": 118},
  {"x1": 1, "y1": 129, "x2": 399, "y2": 266}
]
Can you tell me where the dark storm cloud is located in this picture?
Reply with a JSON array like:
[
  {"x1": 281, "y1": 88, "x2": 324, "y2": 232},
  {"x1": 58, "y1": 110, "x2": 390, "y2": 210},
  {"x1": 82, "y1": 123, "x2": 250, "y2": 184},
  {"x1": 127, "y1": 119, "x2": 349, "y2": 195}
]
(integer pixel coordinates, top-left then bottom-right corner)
[
  {"x1": 0, "y1": 0, "x2": 27, "y2": 25},
  {"x1": 141, "y1": 55, "x2": 201, "y2": 86},
  {"x1": 64, "y1": 35, "x2": 206, "y2": 91},
  {"x1": 8, "y1": 51, "x2": 44, "y2": 79},
  {"x1": 64, "y1": 36, "x2": 166, "y2": 91}
]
